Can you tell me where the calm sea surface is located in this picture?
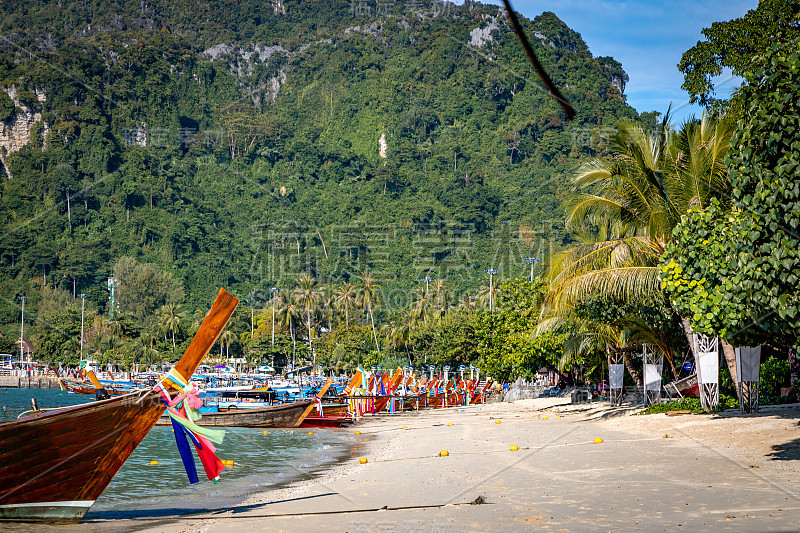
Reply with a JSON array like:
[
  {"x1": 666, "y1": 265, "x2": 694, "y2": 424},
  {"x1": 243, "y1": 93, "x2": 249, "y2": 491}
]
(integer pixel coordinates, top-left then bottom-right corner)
[{"x1": 0, "y1": 388, "x2": 356, "y2": 519}]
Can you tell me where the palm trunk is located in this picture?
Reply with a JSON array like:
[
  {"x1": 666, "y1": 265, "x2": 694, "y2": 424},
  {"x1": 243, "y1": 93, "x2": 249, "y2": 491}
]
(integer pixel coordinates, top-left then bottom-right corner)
[
  {"x1": 682, "y1": 317, "x2": 740, "y2": 400},
  {"x1": 721, "y1": 339, "x2": 741, "y2": 399},
  {"x1": 680, "y1": 317, "x2": 697, "y2": 360},
  {"x1": 307, "y1": 309, "x2": 313, "y2": 356},
  {"x1": 290, "y1": 320, "x2": 296, "y2": 367},
  {"x1": 368, "y1": 302, "x2": 380, "y2": 355},
  {"x1": 622, "y1": 351, "x2": 642, "y2": 389}
]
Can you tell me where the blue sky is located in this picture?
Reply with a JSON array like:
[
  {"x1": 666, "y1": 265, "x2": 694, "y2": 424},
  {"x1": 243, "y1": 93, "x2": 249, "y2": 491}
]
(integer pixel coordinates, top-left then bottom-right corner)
[{"x1": 472, "y1": 0, "x2": 759, "y2": 122}]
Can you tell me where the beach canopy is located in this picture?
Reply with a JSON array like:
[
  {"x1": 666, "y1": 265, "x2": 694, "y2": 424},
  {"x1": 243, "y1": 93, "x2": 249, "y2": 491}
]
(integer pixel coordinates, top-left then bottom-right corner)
[{"x1": 212, "y1": 365, "x2": 227, "y2": 369}]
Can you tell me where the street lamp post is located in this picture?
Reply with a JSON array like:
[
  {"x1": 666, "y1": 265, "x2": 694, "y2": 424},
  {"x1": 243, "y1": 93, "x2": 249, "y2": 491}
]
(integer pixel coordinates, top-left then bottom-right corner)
[
  {"x1": 18, "y1": 296, "x2": 27, "y2": 364},
  {"x1": 79, "y1": 294, "x2": 87, "y2": 360},
  {"x1": 523, "y1": 257, "x2": 540, "y2": 281},
  {"x1": 483, "y1": 269, "x2": 498, "y2": 312},
  {"x1": 270, "y1": 287, "x2": 278, "y2": 346},
  {"x1": 420, "y1": 276, "x2": 434, "y2": 295}
]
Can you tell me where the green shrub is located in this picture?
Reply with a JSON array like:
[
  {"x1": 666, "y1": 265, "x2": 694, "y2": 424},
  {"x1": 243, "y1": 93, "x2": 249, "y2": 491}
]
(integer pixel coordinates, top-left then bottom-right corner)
[
  {"x1": 638, "y1": 394, "x2": 738, "y2": 415},
  {"x1": 760, "y1": 356, "x2": 790, "y2": 398}
]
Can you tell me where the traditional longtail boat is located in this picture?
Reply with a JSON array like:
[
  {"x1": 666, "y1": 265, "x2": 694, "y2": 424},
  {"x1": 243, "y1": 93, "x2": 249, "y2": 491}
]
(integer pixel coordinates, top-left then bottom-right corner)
[
  {"x1": 0, "y1": 288, "x2": 238, "y2": 522},
  {"x1": 155, "y1": 377, "x2": 335, "y2": 428},
  {"x1": 155, "y1": 399, "x2": 315, "y2": 428},
  {"x1": 58, "y1": 376, "x2": 137, "y2": 397}
]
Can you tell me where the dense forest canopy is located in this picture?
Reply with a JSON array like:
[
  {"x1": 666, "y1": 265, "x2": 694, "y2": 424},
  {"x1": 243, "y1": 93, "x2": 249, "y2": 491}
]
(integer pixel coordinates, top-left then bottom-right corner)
[
  {"x1": 0, "y1": 0, "x2": 644, "y2": 317},
  {"x1": 0, "y1": 0, "x2": 660, "y2": 373}
]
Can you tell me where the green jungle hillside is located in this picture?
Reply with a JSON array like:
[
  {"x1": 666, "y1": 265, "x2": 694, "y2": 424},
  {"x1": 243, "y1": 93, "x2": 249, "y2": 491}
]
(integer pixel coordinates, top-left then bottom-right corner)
[{"x1": 0, "y1": 0, "x2": 654, "y2": 360}]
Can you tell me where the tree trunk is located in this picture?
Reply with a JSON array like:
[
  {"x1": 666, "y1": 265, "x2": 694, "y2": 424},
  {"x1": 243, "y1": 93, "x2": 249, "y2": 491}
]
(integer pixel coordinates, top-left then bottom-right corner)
[
  {"x1": 66, "y1": 190, "x2": 72, "y2": 229},
  {"x1": 622, "y1": 352, "x2": 642, "y2": 390},
  {"x1": 680, "y1": 317, "x2": 698, "y2": 362},
  {"x1": 368, "y1": 303, "x2": 380, "y2": 355},
  {"x1": 721, "y1": 339, "x2": 740, "y2": 399},
  {"x1": 307, "y1": 309, "x2": 313, "y2": 359}
]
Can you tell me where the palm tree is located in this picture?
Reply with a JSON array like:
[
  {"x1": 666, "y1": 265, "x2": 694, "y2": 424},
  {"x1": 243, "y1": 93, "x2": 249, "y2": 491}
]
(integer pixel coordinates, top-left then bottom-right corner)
[
  {"x1": 158, "y1": 303, "x2": 184, "y2": 352},
  {"x1": 476, "y1": 283, "x2": 493, "y2": 310},
  {"x1": 100, "y1": 335, "x2": 121, "y2": 365},
  {"x1": 333, "y1": 283, "x2": 357, "y2": 327},
  {"x1": 293, "y1": 273, "x2": 322, "y2": 364},
  {"x1": 431, "y1": 279, "x2": 453, "y2": 320},
  {"x1": 548, "y1": 114, "x2": 732, "y2": 310},
  {"x1": 388, "y1": 312, "x2": 416, "y2": 364},
  {"x1": 459, "y1": 292, "x2": 479, "y2": 313},
  {"x1": 356, "y1": 272, "x2": 382, "y2": 354},
  {"x1": 277, "y1": 290, "x2": 301, "y2": 367},
  {"x1": 319, "y1": 284, "x2": 336, "y2": 331},
  {"x1": 412, "y1": 286, "x2": 430, "y2": 324},
  {"x1": 219, "y1": 329, "x2": 236, "y2": 366},
  {"x1": 543, "y1": 113, "x2": 735, "y2": 379},
  {"x1": 140, "y1": 345, "x2": 159, "y2": 372}
]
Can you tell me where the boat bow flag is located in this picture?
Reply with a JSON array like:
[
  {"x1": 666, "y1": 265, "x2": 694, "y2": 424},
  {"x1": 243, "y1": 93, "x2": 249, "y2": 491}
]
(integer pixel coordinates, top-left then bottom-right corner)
[{"x1": 155, "y1": 368, "x2": 227, "y2": 483}]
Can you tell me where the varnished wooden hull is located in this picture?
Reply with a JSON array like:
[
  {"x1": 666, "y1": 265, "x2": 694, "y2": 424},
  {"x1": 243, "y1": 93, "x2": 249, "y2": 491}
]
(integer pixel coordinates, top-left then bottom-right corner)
[
  {"x1": 0, "y1": 391, "x2": 165, "y2": 520},
  {"x1": 0, "y1": 289, "x2": 238, "y2": 522},
  {"x1": 59, "y1": 378, "x2": 132, "y2": 396},
  {"x1": 155, "y1": 399, "x2": 315, "y2": 428}
]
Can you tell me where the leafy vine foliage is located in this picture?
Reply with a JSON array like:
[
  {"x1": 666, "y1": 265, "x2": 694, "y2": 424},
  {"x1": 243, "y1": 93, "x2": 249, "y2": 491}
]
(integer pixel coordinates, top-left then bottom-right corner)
[{"x1": 664, "y1": 45, "x2": 800, "y2": 349}]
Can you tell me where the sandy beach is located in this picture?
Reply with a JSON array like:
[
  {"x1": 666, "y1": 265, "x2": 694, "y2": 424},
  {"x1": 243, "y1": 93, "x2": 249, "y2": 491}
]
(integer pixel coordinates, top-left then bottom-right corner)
[{"x1": 25, "y1": 398, "x2": 800, "y2": 533}]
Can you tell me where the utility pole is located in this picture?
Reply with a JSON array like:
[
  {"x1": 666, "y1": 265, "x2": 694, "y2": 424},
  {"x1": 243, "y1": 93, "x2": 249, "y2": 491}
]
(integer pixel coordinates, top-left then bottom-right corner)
[
  {"x1": 421, "y1": 276, "x2": 434, "y2": 295},
  {"x1": 79, "y1": 294, "x2": 87, "y2": 361},
  {"x1": 483, "y1": 269, "x2": 498, "y2": 312},
  {"x1": 523, "y1": 257, "x2": 540, "y2": 281},
  {"x1": 19, "y1": 296, "x2": 28, "y2": 364}
]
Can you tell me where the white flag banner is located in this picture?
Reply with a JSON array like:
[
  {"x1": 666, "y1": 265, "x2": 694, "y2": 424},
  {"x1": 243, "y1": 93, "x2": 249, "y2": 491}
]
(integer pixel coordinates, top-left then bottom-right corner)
[
  {"x1": 644, "y1": 364, "x2": 662, "y2": 391},
  {"x1": 735, "y1": 346, "x2": 761, "y2": 383},
  {"x1": 609, "y1": 364, "x2": 624, "y2": 388},
  {"x1": 698, "y1": 351, "x2": 719, "y2": 384}
]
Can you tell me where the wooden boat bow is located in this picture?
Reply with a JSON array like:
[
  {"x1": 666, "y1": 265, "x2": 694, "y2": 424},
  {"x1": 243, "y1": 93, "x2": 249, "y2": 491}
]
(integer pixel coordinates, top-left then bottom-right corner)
[{"x1": 0, "y1": 288, "x2": 238, "y2": 522}]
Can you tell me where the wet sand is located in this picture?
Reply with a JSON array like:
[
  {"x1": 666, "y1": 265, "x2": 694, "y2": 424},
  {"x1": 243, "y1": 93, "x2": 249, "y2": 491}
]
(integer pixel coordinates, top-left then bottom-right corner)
[{"x1": 37, "y1": 398, "x2": 800, "y2": 532}]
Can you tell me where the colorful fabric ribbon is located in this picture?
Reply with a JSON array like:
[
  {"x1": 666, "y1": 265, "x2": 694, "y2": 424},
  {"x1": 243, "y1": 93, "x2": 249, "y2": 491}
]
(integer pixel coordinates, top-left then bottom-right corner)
[{"x1": 155, "y1": 378, "x2": 227, "y2": 484}]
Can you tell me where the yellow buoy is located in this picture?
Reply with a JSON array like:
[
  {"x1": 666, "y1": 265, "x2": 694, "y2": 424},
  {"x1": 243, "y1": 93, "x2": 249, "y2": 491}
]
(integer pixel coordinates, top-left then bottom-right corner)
[
  {"x1": 222, "y1": 459, "x2": 234, "y2": 467},
  {"x1": 402, "y1": 426, "x2": 408, "y2": 430},
  {"x1": 447, "y1": 422, "x2": 453, "y2": 426},
  {"x1": 510, "y1": 445, "x2": 519, "y2": 451},
  {"x1": 594, "y1": 437, "x2": 603, "y2": 444},
  {"x1": 359, "y1": 457, "x2": 368, "y2": 464},
  {"x1": 355, "y1": 430, "x2": 361, "y2": 435},
  {"x1": 440, "y1": 450, "x2": 449, "y2": 457},
  {"x1": 308, "y1": 431, "x2": 315, "y2": 435},
  {"x1": 262, "y1": 430, "x2": 269, "y2": 435},
  {"x1": 543, "y1": 416, "x2": 549, "y2": 420},
  {"x1": 494, "y1": 420, "x2": 501, "y2": 424},
  {"x1": 149, "y1": 460, "x2": 159, "y2": 466}
]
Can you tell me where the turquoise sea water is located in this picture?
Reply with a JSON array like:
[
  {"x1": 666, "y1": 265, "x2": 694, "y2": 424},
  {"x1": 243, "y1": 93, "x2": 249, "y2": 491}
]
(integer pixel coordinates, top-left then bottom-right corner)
[{"x1": 0, "y1": 388, "x2": 356, "y2": 520}]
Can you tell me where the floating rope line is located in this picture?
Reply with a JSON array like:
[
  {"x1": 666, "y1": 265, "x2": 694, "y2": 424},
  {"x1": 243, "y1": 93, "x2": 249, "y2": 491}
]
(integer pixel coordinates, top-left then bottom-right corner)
[{"x1": 80, "y1": 498, "x2": 492, "y2": 523}]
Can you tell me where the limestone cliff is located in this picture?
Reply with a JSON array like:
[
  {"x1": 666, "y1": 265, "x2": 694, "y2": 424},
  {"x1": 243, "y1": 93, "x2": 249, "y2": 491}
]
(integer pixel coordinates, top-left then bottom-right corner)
[{"x1": 0, "y1": 86, "x2": 47, "y2": 180}]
